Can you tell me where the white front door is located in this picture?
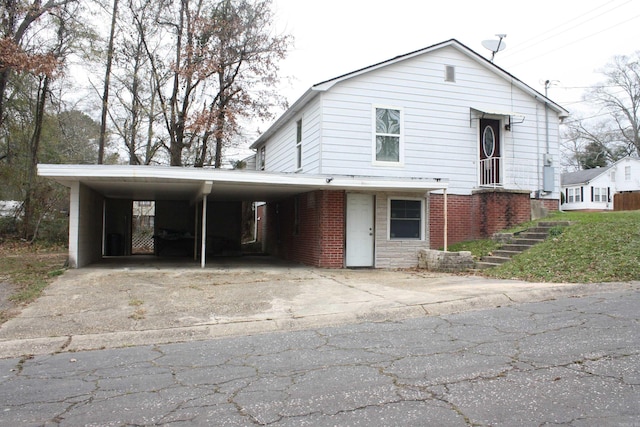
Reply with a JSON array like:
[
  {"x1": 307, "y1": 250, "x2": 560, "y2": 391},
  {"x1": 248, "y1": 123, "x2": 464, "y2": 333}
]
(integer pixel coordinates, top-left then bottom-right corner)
[{"x1": 346, "y1": 193, "x2": 375, "y2": 267}]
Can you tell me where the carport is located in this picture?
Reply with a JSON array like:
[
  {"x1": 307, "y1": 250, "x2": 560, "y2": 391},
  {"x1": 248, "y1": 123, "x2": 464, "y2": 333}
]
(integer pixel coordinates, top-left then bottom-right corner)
[{"x1": 38, "y1": 164, "x2": 449, "y2": 268}]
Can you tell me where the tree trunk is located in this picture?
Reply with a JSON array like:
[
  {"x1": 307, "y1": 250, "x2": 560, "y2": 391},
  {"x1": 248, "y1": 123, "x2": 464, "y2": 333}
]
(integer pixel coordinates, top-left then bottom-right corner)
[
  {"x1": 98, "y1": 0, "x2": 119, "y2": 164},
  {"x1": 23, "y1": 75, "x2": 50, "y2": 239}
]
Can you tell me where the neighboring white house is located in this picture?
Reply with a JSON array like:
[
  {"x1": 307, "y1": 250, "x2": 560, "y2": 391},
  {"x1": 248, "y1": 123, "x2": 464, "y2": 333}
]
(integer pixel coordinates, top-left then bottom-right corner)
[
  {"x1": 0, "y1": 200, "x2": 20, "y2": 217},
  {"x1": 561, "y1": 156, "x2": 640, "y2": 211}
]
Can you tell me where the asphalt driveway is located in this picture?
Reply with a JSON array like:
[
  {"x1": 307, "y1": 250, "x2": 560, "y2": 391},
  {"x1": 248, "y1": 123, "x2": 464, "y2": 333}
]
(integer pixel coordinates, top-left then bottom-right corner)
[{"x1": 0, "y1": 256, "x2": 635, "y2": 358}]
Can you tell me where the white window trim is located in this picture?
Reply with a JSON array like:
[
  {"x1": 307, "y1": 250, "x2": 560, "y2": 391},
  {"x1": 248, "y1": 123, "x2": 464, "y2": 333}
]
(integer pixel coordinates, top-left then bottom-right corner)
[
  {"x1": 372, "y1": 105, "x2": 405, "y2": 167},
  {"x1": 387, "y1": 197, "x2": 424, "y2": 241}
]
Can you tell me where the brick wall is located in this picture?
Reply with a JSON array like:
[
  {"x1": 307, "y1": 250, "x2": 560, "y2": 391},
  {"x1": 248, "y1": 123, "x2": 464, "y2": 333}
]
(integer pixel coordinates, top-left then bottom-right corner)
[
  {"x1": 264, "y1": 190, "x2": 345, "y2": 268},
  {"x1": 318, "y1": 191, "x2": 345, "y2": 268},
  {"x1": 429, "y1": 190, "x2": 544, "y2": 249},
  {"x1": 475, "y1": 190, "x2": 531, "y2": 237},
  {"x1": 540, "y1": 198, "x2": 559, "y2": 212},
  {"x1": 429, "y1": 193, "x2": 475, "y2": 250}
]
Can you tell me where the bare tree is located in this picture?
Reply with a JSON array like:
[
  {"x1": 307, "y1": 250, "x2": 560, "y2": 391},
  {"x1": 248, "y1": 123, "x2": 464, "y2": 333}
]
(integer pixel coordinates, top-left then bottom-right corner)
[
  {"x1": 109, "y1": 0, "x2": 162, "y2": 165},
  {"x1": 97, "y1": 0, "x2": 119, "y2": 164},
  {"x1": 23, "y1": 3, "x2": 75, "y2": 240},
  {"x1": 190, "y1": 0, "x2": 291, "y2": 168},
  {"x1": 137, "y1": 0, "x2": 290, "y2": 167},
  {"x1": 565, "y1": 52, "x2": 640, "y2": 170}
]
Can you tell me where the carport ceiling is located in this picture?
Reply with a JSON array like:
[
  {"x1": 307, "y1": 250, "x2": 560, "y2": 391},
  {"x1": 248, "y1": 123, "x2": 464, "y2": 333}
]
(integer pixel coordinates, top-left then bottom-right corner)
[{"x1": 38, "y1": 164, "x2": 448, "y2": 202}]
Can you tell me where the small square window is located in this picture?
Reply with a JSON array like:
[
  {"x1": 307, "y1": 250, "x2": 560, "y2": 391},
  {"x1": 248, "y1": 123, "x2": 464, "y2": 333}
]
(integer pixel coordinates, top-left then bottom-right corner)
[{"x1": 389, "y1": 199, "x2": 422, "y2": 239}]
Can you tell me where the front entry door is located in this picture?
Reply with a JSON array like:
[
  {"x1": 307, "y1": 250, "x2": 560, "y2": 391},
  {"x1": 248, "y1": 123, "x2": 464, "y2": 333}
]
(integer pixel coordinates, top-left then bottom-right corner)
[
  {"x1": 346, "y1": 193, "x2": 375, "y2": 267},
  {"x1": 479, "y1": 118, "x2": 501, "y2": 186}
]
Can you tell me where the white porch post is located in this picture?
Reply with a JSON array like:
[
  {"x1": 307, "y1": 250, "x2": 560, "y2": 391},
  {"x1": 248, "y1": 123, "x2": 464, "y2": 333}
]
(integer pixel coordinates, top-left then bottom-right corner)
[
  {"x1": 200, "y1": 195, "x2": 207, "y2": 268},
  {"x1": 194, "y1": 202, "x2": 199, "y2": 261},
  {"x1": 68, "y1": 181, "x2": 80, "y2": 268},
  {"x1": 443, "y1": 189, "x2": 448, "y2": 252}
]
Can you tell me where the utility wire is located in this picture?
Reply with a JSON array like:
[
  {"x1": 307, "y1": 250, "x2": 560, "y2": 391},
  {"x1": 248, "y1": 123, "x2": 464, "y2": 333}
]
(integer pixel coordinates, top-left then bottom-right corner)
[
  {"x1": 506, "y1": 12, "x2": 640, "y2": 69},
  {"x1": 500, "y1": 0, "x2": 633, "y2": 61}
]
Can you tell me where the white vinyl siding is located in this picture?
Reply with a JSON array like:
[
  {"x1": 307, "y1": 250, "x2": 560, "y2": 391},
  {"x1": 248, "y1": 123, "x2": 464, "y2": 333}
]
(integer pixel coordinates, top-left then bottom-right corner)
[
  {"x1": 315, "y1": 45, "x2": 559, "y2": 197},
  {"x1": 261, "y1": 97, "x2": 322, "y2": 173}
]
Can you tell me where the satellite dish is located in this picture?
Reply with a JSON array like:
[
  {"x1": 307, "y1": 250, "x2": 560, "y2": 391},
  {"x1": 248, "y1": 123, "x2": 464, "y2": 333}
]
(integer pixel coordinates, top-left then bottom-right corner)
[
  {"x1": 482, "y1": 34, "x2": 507, "y2": 62},
  {"x1": 481, "y1": 39, "x2": 506, "y2": 53}
]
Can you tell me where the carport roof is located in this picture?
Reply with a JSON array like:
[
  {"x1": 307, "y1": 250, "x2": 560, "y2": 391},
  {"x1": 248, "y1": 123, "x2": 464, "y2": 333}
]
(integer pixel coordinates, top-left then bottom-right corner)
[{"x1": 38, "y1": 164, "x2": 448, "y2": 201}]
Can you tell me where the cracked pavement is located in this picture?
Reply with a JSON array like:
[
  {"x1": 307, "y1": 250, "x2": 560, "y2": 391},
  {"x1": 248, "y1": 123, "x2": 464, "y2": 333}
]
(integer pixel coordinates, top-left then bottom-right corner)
[
  {"x1": 1, "y1": 288, "x2": 638, "y2": 426},
  {"x1": 0, "y1": 258, "x2": 636, "y2": 358}
]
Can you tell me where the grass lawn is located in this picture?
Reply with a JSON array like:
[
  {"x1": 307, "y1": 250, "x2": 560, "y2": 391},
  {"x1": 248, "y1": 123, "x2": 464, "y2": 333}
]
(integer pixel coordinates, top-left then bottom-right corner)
[
  {"x1": 0, "y1": 240, "x2": 67, "y2": 323},
  {"x1": 451, "y1": 210, "x2": 640, "y2": 283}
]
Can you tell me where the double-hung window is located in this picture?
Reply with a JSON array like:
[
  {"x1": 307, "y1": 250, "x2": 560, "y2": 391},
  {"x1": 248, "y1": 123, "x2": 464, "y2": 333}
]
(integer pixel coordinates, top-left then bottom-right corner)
[
  {"x1": 374, "y1": 107, "x2": 402, "y2": 164},
  {"x1": 295, "y1": 119, "x2": 302, "y2": 170},
  {"x1": 567, "y1": 187, "x2": 582, "y2": 203},
  {"x1": 258, "y1": 146, "x2": 266, "y2": 170},
  {"x1": 594, "y1": 187, "x2": 608, "y2": 202},
  {"x1": 389, "y1": 199, "x2": 422, "y2": 239}
]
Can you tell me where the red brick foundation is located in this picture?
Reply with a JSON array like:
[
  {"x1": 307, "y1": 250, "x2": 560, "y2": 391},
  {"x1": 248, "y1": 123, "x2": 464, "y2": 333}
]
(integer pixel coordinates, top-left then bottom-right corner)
[
  {"x1": 265, "y1": 190, "x2": 345, "y2": 268},
  {"x1": 266, "y1": 188, "x2": 558, "y2": 267},
  {"x1": 430, "y1": 190, "x2": 555, "y2": 249}
]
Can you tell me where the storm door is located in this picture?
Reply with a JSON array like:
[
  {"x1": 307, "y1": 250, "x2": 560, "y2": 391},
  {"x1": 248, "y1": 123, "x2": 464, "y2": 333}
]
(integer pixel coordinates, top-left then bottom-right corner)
[{"x1": 479, "y1": 119, "x2": 502, "y2": 187}]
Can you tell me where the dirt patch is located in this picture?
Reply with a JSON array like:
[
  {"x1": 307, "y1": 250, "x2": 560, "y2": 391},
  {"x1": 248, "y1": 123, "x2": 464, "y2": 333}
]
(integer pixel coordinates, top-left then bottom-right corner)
[
  {"x1": 0, "y1": 280, "x2": 20, "y2": 322},
  {"x1": 0, "y1": 239, "x2": 67, "y2": 324}
]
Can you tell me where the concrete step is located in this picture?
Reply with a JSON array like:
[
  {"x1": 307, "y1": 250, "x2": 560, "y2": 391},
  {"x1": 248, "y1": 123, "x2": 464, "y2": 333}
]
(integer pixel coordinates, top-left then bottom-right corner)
[
  {"x1": 511, "y1": 238, "x2": 545, "y2": 246},
  {"x1": 475, "y1": 261, "x2": 502, "y2": 270},
  {"x1": 518, "y1": 232, "x2": 548, "y2": 240},
  {"x1": 481, "y1": 256, "x2": 512, "y2": 264},
  {"x1": 526, "y1": 227, "x2": 553, "y2": 233},
  {"x1": 478, "y1": 221, "x2": 571, "y2": 270},
  {"x1": 500, "y1": 243, "x2": 534, "y2": 252},
  {"x1": 492, "y1": 250, "x2": 521, "y2": 258},
  {"x1": 538, "y1": 221, "x2": 571, "y2": 227}
]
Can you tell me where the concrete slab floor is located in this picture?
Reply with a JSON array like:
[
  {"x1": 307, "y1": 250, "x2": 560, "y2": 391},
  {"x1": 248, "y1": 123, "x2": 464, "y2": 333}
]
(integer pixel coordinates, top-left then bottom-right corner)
[{"x1": 0, "y1": 255, "x2": 636, "y2": 358}]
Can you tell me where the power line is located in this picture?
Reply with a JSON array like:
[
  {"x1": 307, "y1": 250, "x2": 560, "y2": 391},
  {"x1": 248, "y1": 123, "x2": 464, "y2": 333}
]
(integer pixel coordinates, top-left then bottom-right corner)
[
  {"x1": 501, "y1": 0, "x2": 632, "y2": 59},
  {"x1": 500, "y1": 0, "x2": 633, "y2": 61},
  {"x1": 506, "y1": 12, "x2": 640, "y2": 69}
]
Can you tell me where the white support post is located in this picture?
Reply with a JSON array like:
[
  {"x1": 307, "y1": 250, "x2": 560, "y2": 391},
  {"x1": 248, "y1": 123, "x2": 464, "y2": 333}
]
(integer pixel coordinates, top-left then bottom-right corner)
[
  {"x1": 194, "y1": 202, "x2": 199, "y2": 261},
  {"x1": 443, "y1": 189, "x2": 448, "y2": 252},
  {"x1": 200, "y1": 195, "x2": 207, "y2": 268}
]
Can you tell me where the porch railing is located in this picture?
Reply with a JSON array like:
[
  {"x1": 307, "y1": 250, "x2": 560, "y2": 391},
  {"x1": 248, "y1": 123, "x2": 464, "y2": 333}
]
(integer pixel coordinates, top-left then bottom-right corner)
[{"x1": 479, "y1": 157, "x2": 503, "y2": 187}]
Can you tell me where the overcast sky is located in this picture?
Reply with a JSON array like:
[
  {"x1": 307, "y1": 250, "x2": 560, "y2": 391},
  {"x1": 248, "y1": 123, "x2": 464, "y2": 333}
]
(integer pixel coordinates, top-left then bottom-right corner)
[{"x1": 269, "y1": 0, "x2": 639, "y2": 114}]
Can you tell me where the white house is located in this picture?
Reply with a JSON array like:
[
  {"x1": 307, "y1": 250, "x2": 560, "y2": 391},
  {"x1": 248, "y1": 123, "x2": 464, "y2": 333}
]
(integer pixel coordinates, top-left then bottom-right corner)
[
  {"x1": 39, "y1": 39, "x2": 568, "y2": 269},
  {"x1": 249, "y1": 39, "x2": 567, "y2": 267},
  {"x1": 561, "y1": 156, "x2": 640, "y2": 211}
]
